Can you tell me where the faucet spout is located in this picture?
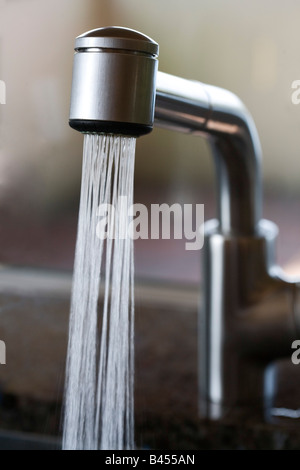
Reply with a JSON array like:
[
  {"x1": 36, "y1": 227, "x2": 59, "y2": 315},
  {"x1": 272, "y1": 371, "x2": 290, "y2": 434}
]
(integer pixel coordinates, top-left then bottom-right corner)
[
  {"x1": 155, "y1": 71, "x2": 262, "y2": 235},
  {"x1": 69, "y1": 26, "x2": 159, "y2": 137}
]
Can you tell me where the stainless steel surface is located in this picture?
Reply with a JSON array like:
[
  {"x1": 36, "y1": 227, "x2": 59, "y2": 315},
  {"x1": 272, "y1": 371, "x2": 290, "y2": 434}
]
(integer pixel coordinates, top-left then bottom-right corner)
[
  {"x1": 199, "y1": 219, "x2": 300, "y2": 420},
  {"x1": 69, "y1": 27, "x2": 158, "y2": 136},
  {"x1": 74, "y1": 26, "x2": 159, "y2": 55},
  {"x1": 155, "y1": 71, "x2": 262, "y2": 236}
]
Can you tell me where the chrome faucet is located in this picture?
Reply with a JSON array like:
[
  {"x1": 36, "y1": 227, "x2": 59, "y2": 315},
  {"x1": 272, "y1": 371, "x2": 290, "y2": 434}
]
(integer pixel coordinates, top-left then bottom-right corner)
[{"x1": 69, "y1": 26, "x2": 300, "y2": 422}]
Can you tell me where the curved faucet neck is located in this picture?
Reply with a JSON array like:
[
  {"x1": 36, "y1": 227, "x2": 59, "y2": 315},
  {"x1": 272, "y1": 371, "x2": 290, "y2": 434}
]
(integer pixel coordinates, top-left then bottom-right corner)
[{"x1": 154, "y1": 71, "x2": 262, "y2": 236}]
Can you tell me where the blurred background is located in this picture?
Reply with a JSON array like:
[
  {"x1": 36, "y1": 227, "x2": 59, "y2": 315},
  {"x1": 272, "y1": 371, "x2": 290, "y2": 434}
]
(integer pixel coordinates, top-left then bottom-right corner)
[
  {"x1": 0, "y1": 0, "x2": 300, "y2": 282},
  {"x1": 0, "y1": 0, "x2": 300, "y2": 449}
]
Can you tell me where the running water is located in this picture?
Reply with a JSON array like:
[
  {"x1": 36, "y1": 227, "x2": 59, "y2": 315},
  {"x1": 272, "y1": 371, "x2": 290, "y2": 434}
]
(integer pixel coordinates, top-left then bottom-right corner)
[{"x1": 63, "y1": 134, "x2": 136, "y2": 450}]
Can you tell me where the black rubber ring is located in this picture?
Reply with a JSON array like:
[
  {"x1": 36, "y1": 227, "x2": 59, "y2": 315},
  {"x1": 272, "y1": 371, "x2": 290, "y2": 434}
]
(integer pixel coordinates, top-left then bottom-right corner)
[{"x1": 69, "y1": 119, "x2": 153, "y2": 137}]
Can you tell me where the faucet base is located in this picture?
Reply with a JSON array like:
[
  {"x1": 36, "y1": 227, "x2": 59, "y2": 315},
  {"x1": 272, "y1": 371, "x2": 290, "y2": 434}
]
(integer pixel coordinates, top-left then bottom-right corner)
[{"x1": 199, "y1": 219, "x2": 297, "y2": 422}]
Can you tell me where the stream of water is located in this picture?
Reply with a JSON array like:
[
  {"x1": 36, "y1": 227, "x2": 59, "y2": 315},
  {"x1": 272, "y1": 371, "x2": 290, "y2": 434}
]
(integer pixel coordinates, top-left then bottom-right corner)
[{"x1": 62, "y1": 134, "x2": 136, "y2": 450}]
